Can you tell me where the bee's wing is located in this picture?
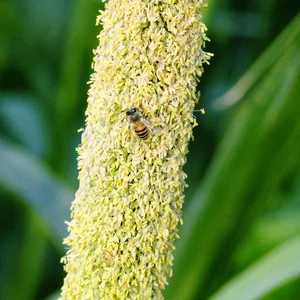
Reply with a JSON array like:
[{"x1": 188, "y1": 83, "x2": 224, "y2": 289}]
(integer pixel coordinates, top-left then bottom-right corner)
[
  {"x1": 141, "y1": 117, "x2": 158, "y2": 137},
  {"x1": 141, "y1": 117, "x2": 151, "y2": 128}
]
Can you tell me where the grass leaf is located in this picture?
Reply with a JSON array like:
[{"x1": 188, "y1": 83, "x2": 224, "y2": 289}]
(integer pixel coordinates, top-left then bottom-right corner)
[
  {"x1": 208, "y1": 237, "x2": 300, "y2": 300},
  {"x1": 0, "y1": 138, "x2": 73, "y2": 249}
]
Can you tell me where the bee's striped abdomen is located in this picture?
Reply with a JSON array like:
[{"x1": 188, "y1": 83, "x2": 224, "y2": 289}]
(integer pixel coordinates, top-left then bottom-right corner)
[{"x1": 133, "y1": 120, "x2": 149, "y2": 140}]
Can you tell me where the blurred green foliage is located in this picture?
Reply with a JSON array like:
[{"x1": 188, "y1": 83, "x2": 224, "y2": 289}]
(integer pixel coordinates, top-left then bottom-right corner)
[{"x1": 0, "y1": 0, "x2": 299, "y2": 299}]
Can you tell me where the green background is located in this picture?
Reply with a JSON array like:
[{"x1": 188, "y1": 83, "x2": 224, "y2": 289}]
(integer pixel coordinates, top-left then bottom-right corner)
[{"x1": 0, "y1": 0, "x2": 299, "y2": 299}]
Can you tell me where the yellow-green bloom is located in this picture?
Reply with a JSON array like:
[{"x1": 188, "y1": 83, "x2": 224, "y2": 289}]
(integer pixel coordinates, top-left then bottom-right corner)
[{"x1": 60, "y1": 0, "x2": 211, "y2": 299}]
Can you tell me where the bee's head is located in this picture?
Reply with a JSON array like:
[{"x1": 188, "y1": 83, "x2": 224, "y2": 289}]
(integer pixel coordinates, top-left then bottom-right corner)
[
  {"x1": 126, "y1": 107, "x2": 137, "y2": 116},
  {"x1": 126, "y1": 107, "x2": 140, "y2": 121}
]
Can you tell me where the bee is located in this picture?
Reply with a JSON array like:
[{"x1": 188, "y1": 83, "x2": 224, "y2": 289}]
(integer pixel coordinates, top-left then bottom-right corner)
[{"x1": 126, "y1": 107, "x2": 150, "y2": 140}]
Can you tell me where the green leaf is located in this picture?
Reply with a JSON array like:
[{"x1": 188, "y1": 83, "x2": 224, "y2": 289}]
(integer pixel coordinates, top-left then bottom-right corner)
[
  {"x1": 235, "y1": 207, "x2": 300, "y2": 270},
  {"x1": 9, "y1": 213, "x2": 48, "y2": 300},
  {"x1": 45, "y1": 289, "x2": 61, "y2": 300},
  {"x1": 208, "y1": 237, "x2": 300, "y2": 300},
  {"x1": 213, "y1": 13, "x2": 300, "y2": 110},
  {"x1": 165, "y1": 14, "x2": 300, "y2": 300},
  {"x1": 0, "y1": 137, "x2": 73, "y2": 249},
  {"x1": 53, "y1": 0, "x2": 104, "y2": 173},
  {"x1": 0, "y1": 92, "x2": 50, "y2": 157}
]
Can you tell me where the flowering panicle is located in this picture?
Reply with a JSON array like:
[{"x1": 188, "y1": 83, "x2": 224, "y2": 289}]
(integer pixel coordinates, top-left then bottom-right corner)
[{"x1": 60, "y1": 0, "x2": 211, "y2": 298}]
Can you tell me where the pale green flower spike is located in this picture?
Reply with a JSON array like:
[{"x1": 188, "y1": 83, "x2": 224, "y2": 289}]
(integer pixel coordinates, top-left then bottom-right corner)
[{"x1": 60, "y1": 0, "x2": 211, "y2": 299}]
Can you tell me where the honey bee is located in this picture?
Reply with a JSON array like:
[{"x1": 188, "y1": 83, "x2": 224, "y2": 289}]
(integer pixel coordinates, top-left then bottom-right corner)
[{"x1": 126, "y1": 107, "x2": 150, "y2": 140}]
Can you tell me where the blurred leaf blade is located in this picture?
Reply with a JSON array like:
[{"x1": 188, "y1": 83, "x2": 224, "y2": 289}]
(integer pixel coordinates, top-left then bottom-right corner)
[
  {"x1": 45, "y1": 290, "x2": 61, "y2": 300},
  {"x1": 53, "y1": 0, "x2": 104, "y2": 173},
  {"x1": 11, "y1": 213, "x2": 48, "y2": 300},
  {"x1": 235, "y1": 206, "x2": 300, "y2": 271},
  {"x1": 0, "y1": 137, "x2": 73, "y2": 249},
  {"x1": 208, "y1": 237, "x2": 300, "y2": 300},
  {"x1": 0, "y1": 93, "x2": 51, "y2": 157},
  {"x1": 213, "y1": 13, "x2": 300, "y2": 110},
  {"x1": 165, "y1": 14, "x2": 300, "y2": 300}
]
